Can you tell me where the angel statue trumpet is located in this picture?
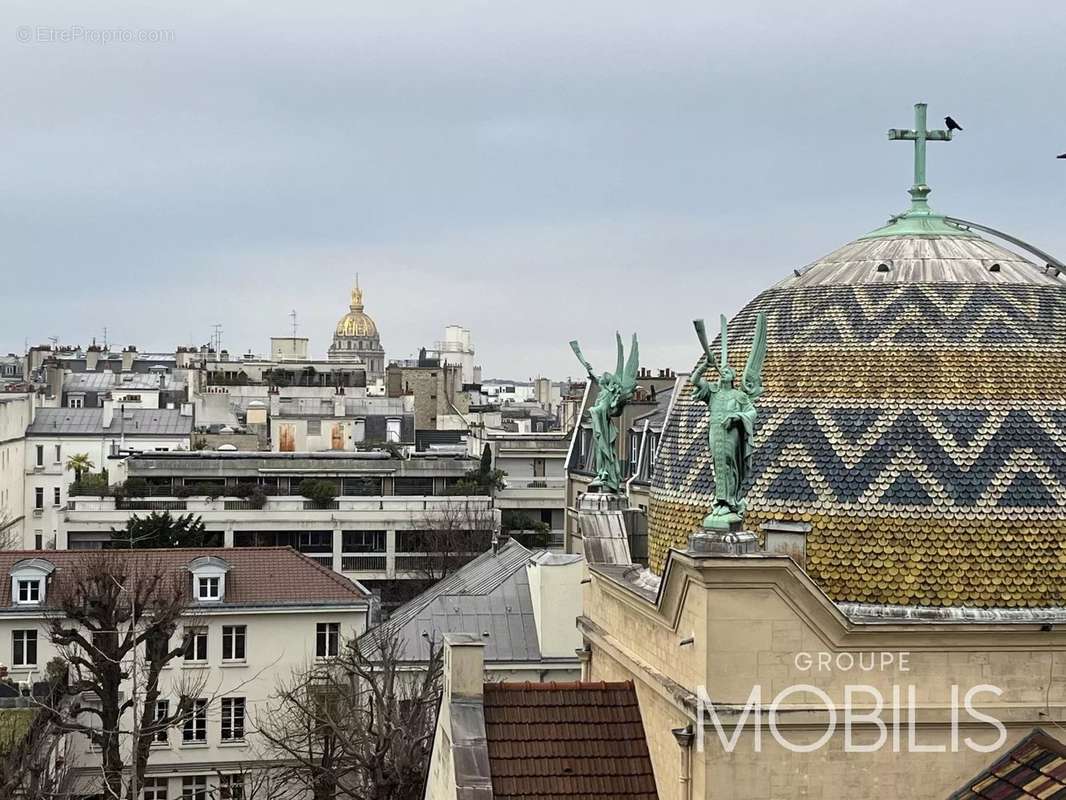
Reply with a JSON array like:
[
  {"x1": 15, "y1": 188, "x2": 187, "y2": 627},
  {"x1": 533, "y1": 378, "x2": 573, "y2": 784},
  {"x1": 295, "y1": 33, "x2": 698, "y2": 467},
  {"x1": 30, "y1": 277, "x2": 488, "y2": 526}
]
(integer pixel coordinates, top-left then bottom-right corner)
[
  {"x1": 691, "y1": 312, "x2": 767, "y2": 530},
  {"x1": 569, "y1": 333, "x2": 640, "y2": 494}
]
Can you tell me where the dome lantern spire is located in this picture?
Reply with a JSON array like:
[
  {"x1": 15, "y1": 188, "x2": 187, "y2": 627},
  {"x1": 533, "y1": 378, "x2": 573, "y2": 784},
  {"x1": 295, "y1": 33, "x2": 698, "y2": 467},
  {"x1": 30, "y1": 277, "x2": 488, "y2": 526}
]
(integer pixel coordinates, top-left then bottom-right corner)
[
  {"x1": 350, "y1": 274, "x2": 364, "y2": 311},
  {"x1": 862, "y1": 102, "x2": 974, "y2": 239},
  {"x1": 888, "y1": 102, "x2": 954, "y2": 215}
]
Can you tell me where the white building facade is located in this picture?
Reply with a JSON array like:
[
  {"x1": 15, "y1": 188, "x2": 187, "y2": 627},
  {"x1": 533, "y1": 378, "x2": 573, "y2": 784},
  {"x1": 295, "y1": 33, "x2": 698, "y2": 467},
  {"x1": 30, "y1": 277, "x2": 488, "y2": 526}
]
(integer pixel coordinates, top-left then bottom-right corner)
[
  {"x1": 0, "y1": 394, "x2": 35, "y2": 547},
  {"x1": 24, "y1": 405, "x2": 192, "y2": 550},
  {"x1": 0, "y1": 547, "x2": 369, "y2": 798}
]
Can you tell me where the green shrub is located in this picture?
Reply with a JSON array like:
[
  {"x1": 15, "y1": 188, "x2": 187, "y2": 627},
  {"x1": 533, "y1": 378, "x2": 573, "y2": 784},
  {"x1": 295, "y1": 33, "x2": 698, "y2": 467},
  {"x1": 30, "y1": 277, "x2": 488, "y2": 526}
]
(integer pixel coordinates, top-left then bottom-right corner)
[
  {"x1": 298, "y1": 479, "x2": 338, "y2": 507},
  {"x1": 121, "y1": 478, "x2": 149, "y2": 497}
]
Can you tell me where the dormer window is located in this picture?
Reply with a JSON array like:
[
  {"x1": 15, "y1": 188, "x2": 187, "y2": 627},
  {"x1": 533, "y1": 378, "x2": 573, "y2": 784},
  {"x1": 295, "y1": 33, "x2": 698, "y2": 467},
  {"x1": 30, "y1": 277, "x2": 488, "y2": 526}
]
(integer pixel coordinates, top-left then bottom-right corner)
[
  {"x1": 188, "y1": 556, "x2": 230, "y2": 605},
  {"x1": 10, "y1": 558, "x2": 55, "y2": 606},
  {"x1": 197, "y1": 576, "x2": 220, "y2": 601}
]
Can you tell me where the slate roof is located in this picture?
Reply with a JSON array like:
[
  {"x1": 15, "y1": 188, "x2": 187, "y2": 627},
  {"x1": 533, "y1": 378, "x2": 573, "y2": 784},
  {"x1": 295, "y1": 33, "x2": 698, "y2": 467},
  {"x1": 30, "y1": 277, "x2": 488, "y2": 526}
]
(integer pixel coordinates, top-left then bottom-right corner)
[
  {"x1": 360, "y1": 540, "x2": 550, "y2": 664},
  {"x1": 0, "y1": 547, "x2": 368, "y2": 609},
  {"x1": 648, "y1": 230, "x2": 1066, "y2": 608},
  {"x1": 949, "y1": 728, "x2": 1066, "y2": 799},
  {"x1": 27, "y1": 408, "x2": 192, "y2": 437},
  {"x1": 482, "y1": 681, "x2": 658, "y2": 799},
  {"x1": 63, "y1": 372, "x2": 185, "y2": 392}
]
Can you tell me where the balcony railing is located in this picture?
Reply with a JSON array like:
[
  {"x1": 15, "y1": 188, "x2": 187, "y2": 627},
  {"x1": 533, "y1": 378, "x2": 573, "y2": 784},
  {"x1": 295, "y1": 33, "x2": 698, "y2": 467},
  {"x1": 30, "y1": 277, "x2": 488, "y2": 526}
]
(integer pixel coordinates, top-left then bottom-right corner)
[
  {"x1": 223, "y1": 500, "x2": 261, "y2": 511},
  {"x1": 341, "y1": 555, "x2": 387, "y2": 572},
  {"x1": 501, "y1": 477, "x2": 567, "y2": 490},
  {"x1": 306, "y1": 556, "x2": 334, "y2": 569},
  {"x1": 393, "y1": 555, "x2": 434, "y2": 574},
  {"x1": 66, "y1": 495, "x2": 494, "y2": 515},
  {"x1": 116, "y1": 500, "x2": 188, "y2": 511}
]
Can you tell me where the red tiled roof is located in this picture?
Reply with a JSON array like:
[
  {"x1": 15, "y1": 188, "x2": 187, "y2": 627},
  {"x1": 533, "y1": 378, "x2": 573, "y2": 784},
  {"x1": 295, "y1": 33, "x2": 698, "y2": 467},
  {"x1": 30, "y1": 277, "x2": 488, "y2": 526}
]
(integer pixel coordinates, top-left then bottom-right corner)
[
  {"x1": 950, "y1": 728, "x2": 1066, "y2": 799},
  {"x1": 0, "y1": 547, "x2": 368, "y2": 609},
  {"x1": 482, "y1": 680, "x2": 659, "y2": 800}
]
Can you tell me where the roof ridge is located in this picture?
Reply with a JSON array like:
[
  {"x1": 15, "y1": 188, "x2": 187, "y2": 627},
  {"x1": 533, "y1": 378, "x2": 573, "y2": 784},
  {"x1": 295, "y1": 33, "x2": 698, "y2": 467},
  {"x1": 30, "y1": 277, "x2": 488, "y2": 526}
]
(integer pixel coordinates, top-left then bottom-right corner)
[
  {"x1": 356, "y1": 539, "x2": 532, "y2": 653},
  {"x1": 286, "y1": 548, "x2": 370, "y2": 598},
  {"x1": 485, "y1": 680, "x2": 635, "y2": 692}
]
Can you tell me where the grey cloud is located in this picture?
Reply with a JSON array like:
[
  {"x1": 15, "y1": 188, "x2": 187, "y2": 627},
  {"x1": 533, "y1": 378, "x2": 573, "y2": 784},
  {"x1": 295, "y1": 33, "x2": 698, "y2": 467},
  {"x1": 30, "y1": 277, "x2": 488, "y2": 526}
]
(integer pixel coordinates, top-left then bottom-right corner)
[{"x1": 3, "y1": 0, "x2": 1064, "y2": 376}]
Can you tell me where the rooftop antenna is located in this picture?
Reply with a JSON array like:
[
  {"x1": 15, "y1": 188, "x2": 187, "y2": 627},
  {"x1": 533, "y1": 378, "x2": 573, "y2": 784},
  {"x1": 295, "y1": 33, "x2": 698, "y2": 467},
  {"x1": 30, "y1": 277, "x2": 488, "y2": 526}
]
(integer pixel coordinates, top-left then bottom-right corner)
[
  {"x1": 102, "y1": 326, "x2": 109, "y2": 350},
  {"x1": 48, "y1": 336, "x2": 58, "y2": 350},
  {"x1": 290, "y1": 309, "x2": 299, "y2": 340},
  {"x1": 211, "y1": 323, "x2": 223, "y2": 353}
]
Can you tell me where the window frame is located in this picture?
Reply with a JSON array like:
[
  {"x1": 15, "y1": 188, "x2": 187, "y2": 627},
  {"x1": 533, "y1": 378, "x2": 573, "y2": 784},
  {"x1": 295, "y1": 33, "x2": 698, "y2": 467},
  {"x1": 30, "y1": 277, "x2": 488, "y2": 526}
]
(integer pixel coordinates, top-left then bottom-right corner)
[
  {"x1": 143, "y1": 777, "x2": 169, "y2": 800},
  {"x1": 181, "y1": 775, "x2": 207, "y2": 799},
  {"x1": 16, "y1": 579, "x2": 41, "y2": 604},
  {"x1": 153, "y1": 699, "x2": 169, "y2": 744},
  {"x1": 219, "y1": 774, "x2": 245, "y2": 800},
  {"x1": 182, "y1": 699, "x2": 207, "y2": 744},
  {"x1": 196, "y1": 575, "x2": 220, "y2": 601},
  {"x1": 12, "y1": 629, "x2": 37, "y2": 667},
  {"x1": 184, "y1": 627, "x2": 208, "y2": 663},
  {"x1": 220, "y1": 696, "x2": 246, "y2": 742},
  {"x1": 221, "y1": 625, "x2": 246, "y2": 662},
  {"x1": 316, "y1": 622, "x2": 340, "y2": 659}
]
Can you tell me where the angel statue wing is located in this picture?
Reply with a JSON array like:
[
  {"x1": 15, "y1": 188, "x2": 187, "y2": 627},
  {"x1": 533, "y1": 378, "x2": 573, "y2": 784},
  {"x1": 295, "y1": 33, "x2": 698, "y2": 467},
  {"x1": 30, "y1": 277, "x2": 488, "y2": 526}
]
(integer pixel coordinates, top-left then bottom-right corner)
[
  {"x1": 617, "y1": 332, "x2": 640, "y2": 398},
  {"x1": 740, "y1": 312, "x2": 768, "y2": 398}
]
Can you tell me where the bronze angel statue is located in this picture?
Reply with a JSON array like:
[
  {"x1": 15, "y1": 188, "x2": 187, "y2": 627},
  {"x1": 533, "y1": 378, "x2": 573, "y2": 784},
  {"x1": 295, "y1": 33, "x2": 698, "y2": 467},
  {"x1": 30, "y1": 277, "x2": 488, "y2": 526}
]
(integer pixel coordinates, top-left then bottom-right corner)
[
  {"x1": 570, "y1": 333, "x2": 640, "y2": 494},
  {"x1": 691, "y1": 313, "x2": 768, "y2": 530}
]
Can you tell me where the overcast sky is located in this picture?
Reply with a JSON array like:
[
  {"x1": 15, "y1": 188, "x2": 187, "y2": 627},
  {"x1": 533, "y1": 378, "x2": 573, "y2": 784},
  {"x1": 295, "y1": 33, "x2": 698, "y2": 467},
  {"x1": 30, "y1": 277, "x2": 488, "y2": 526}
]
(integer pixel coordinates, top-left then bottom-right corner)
[{"x1": 3, "y1": 1, "x2": 1064, "y2": 379}]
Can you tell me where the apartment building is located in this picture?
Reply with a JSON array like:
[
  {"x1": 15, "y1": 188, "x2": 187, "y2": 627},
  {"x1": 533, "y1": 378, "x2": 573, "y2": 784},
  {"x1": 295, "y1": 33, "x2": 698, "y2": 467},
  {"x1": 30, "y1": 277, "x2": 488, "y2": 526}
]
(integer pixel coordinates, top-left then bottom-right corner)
[
  {"x1": 0, "y1": 546, "x2": 369, "y2": 798},
  {"x1": 24, "y1": 403, "x2": 192, "y2": 550},
  {"x1": 63, "y1": 450, "x2": 499, "y2": 606},
  {"x1": 472, "y1": 427, "x2": 569, "y2": 548},
  {"x1": 0, "y1": 394, "x2": 34, "y2": 547}
]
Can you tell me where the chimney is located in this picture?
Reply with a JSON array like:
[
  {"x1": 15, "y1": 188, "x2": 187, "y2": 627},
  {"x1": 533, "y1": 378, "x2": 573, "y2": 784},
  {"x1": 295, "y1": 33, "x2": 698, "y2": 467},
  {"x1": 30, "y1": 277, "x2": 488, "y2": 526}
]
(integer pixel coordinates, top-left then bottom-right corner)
[
  {"x1": 85, "y1": 347, "x2": 100, "y2": 372},
  {"x1": 334, "y1": 396, "x2": 345, "y2": 417},
  {"x1": 44, "y1": 360, "x2": 63, "y2": 401},
  {"x1": 442, "y1": 633, "x2": 485, "y2": 702},
  {"x1": 121, "y1": 346, "x2": 136, "y2": 373},
  {"x1": 760, "y1": 520, "x2": 811, "y2": 568},
  {"x1": 102, "y1": 396, "x2": 115, "y2": 428},
  {"x1": 526, "y1": 552, "x2": 584, "y2": 659}
]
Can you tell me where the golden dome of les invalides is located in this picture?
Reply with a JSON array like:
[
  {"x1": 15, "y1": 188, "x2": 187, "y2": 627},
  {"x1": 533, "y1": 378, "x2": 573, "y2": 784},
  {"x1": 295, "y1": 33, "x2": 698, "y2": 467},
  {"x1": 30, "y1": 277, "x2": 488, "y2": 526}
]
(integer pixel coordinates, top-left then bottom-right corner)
[{"x1": 335, "y1": 285, "x2": 379, "y2": 338}]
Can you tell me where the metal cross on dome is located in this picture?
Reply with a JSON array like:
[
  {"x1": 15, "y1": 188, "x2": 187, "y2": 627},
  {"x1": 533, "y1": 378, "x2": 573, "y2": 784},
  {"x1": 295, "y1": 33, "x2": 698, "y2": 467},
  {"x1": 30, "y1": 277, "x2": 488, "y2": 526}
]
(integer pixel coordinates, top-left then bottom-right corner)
[{"x1": 888, "y1": 102, "x2": 954, "y2": 212}]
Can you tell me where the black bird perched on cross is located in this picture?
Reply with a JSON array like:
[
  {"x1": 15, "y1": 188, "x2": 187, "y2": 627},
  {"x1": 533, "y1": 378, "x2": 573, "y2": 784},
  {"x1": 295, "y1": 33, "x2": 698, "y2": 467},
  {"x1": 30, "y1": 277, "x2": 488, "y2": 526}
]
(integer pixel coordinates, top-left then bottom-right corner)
[{"x1": 945, "y1": 116, "x2": 963, "y2": 133}]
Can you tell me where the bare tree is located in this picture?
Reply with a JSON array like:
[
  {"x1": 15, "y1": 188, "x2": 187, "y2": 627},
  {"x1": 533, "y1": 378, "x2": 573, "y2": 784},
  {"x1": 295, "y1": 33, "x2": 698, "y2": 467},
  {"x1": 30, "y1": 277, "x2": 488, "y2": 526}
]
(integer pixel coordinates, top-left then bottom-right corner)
[
  {"x1": 0, "y1": 683, "x2": 70, "y2": 799},
  {"x1": 43, "y1": 552, "x2": 202, "y2": 800},
  {"x1": 0, "y1": 510, "x2": 21, "y2": 550},
  {"x1": 409, "y1": 498, "x2": 498, "y2": 582},
  {"x1": 256, "y1": 626, "x2": 444, "y2": 800}
]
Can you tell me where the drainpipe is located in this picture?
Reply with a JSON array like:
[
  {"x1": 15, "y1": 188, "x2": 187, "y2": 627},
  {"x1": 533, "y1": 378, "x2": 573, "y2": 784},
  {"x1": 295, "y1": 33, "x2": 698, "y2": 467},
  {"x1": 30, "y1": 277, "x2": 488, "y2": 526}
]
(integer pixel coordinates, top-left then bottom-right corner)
[
  {"x1": 624, "y1": 419, "x2": 650, "y2": 502},
  {"x1": 671, "y1": 724, "x2": 695, "y2": 800}
]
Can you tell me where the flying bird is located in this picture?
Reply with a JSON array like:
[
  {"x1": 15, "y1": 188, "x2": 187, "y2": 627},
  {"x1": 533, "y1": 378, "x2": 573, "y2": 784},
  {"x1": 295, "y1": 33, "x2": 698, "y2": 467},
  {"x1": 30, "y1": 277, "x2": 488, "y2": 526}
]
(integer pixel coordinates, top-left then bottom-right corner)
[
  {"x1": 945, "y1": 116, "x2": 963, "y2": 132},
  {"x1": 1058, "y1": 153, "x2": 1066, "y2": 159}
]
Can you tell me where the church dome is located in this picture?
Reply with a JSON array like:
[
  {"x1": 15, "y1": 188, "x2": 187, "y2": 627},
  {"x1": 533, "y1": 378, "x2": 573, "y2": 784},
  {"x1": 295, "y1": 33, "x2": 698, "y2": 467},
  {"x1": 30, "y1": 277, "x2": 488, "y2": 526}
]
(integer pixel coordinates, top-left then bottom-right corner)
[
  {"x1": 648, "y1": 131, "x2": 1066, "y2": 609},
  {"x1": 335, "y1": 285, "x2": 378, "y2": 338}
]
